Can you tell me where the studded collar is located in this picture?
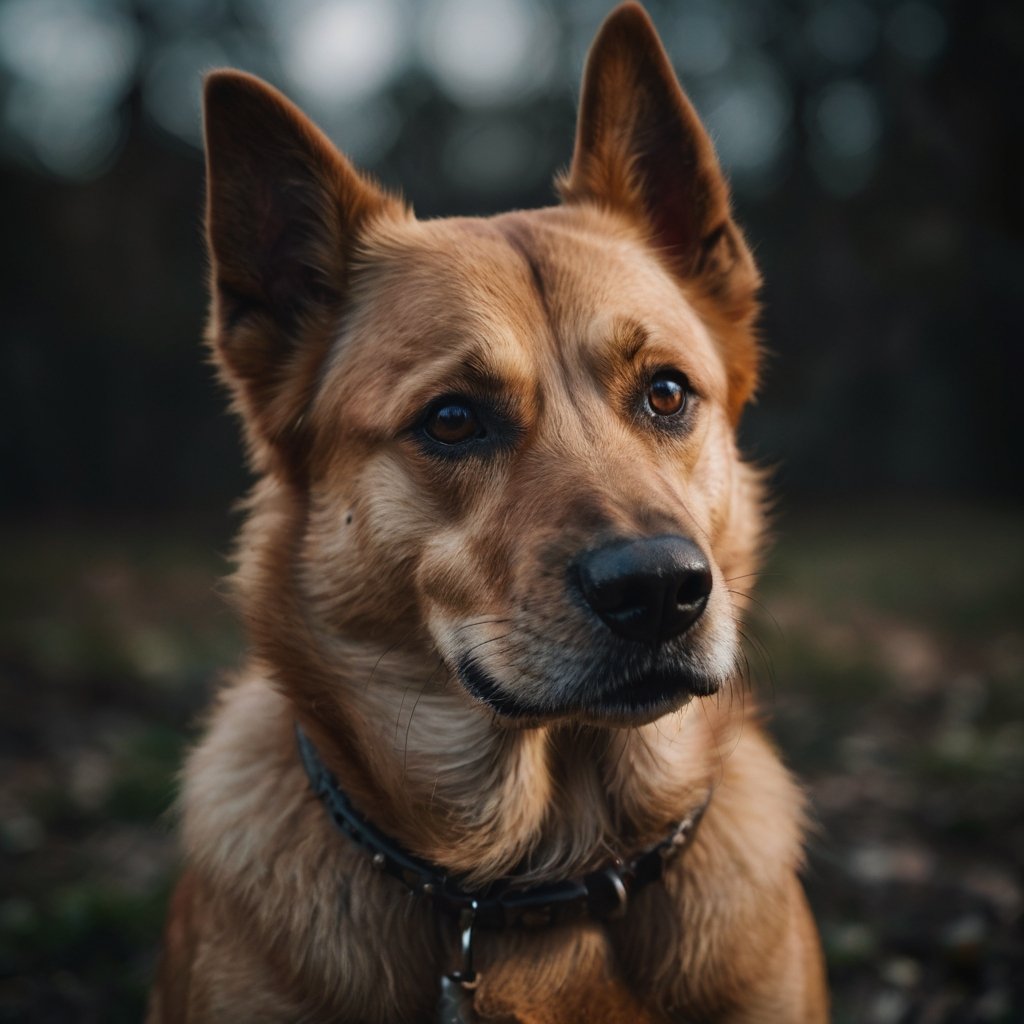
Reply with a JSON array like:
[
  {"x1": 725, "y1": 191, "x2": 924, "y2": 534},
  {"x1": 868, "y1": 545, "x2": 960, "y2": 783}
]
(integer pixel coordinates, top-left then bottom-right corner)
[{"x1": 296, "y1": 722, "x2": 710, "y2": 931}]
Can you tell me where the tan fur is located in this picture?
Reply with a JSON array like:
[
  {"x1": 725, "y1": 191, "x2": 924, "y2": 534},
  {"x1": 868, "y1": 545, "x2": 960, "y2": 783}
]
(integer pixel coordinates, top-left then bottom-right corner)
[{"x1": 150, "y1": 4, "x2": 828, "y2": 1021}]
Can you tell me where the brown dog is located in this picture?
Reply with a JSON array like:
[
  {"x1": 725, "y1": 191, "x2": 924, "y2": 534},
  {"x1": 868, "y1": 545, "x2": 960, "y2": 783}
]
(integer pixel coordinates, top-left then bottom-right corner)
[{"x1": 149, "y1": 4, "x2": 828, "y2": 1021}]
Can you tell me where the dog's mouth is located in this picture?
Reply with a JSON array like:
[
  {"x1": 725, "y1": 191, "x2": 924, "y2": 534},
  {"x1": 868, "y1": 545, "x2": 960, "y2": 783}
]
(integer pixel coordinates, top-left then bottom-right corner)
[{"x1": 456, "y1": 653, "x2": 720, "y2": 725}]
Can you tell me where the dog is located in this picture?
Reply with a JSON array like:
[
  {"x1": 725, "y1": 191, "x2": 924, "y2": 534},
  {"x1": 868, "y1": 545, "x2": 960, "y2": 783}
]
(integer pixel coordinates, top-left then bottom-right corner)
[{"x1": 148, "y1": 4, "x2": 828, "y2": 1021}]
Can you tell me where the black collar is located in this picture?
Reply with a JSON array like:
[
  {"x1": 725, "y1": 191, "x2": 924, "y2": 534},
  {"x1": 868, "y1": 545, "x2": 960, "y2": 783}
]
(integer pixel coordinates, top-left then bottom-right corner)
[{"x1": 296, "y1": 723, "x2": 709, "y2": 931}]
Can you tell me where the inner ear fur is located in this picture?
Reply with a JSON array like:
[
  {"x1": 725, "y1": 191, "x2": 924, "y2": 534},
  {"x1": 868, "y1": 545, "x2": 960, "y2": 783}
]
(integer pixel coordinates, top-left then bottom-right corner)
[
  {"x1": 560, "y1": 3, "x2": 761, "y2": 419},
  {"x1": 203, "y1": 70, "x2": 400, "y2": 469}
]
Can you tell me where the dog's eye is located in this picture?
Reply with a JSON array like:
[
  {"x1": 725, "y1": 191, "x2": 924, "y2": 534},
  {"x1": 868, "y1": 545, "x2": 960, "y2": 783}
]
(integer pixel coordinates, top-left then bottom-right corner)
[
  {"x1": 647, "y1": 371, "x2": 688, "y2": 416},
  {"x1": 423, "y1": 401, "x2": 484, "y2": 445}
]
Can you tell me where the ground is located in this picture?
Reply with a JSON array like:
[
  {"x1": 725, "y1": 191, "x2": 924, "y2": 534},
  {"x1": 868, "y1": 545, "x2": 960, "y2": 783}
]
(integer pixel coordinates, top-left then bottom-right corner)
[{"x1": 0, "y1": 502, "x2": 1021, "y2": 1023}]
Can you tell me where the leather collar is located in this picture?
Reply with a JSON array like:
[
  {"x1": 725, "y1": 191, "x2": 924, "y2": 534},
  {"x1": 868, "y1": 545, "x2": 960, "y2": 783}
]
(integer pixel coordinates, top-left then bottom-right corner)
[{"x1": 296, "y1": 722, "x2": 709, "y2": 931}]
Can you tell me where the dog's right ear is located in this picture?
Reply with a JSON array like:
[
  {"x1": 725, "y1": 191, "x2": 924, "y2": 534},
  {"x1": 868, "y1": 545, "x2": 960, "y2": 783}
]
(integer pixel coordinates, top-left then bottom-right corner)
[{"x1": 203, "y1": 71, "x2": 399, "y2": 468}]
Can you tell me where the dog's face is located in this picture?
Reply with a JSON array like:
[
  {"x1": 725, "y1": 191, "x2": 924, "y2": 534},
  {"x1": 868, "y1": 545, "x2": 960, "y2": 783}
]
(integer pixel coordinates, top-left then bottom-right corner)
[
  {"x1": 303, "y1": 209, "x2": 752, "y2": 725},
  {"x1": 203, "y1": 3, "x2": 762, "y2": 728}
]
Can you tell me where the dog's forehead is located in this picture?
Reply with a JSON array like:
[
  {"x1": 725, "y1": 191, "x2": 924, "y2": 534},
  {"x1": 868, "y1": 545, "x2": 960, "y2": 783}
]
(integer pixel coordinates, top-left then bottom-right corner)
[
  {"x1": 362, "y1": 210, "x2": 716, "y2": 342},
  {"x1": 324, "y1": 208, "x2": 728, "y2": 432},
  {"x1": 368, "y1": 210, "x2": 702, "y2": 320}
]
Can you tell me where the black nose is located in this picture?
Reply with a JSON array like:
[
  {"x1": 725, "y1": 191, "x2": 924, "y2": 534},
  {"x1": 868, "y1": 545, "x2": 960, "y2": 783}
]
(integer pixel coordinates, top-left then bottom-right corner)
[{"x1": 575, "y1": 536, "x2": 712, "y2": 644}]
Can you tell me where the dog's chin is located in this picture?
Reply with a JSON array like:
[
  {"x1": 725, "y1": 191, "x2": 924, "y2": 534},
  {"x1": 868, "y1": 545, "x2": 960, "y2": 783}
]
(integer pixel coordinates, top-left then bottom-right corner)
[{"x1": 455, "y1": 656, "x2": 721, "y2": 728}]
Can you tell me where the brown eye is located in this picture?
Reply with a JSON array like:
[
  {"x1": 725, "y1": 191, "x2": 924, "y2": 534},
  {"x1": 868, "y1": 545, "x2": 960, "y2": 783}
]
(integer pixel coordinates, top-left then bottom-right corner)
[
  {"x1": 647, "y1": 371, "x2": 688, "y2": 416},
  {"x1": 424, "y1": 401, "x2": 483, "y2": 444}
]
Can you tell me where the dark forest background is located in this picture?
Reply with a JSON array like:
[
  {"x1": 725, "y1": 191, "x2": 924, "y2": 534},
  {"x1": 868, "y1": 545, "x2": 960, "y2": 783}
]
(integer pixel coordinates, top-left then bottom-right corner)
[{"x1": 0, "y1": 1, "x2": 1021, "y2": 1021}]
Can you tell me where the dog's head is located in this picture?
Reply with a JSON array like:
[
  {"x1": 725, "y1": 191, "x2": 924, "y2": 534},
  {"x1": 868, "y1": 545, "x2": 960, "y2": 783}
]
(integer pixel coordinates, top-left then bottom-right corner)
[{"x1": 203, "y1": 3, "x2": 763, "y2": 729}]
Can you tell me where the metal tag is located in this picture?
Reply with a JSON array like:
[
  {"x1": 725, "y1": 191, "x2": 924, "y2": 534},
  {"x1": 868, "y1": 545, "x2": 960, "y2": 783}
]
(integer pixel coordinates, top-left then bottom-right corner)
[
  {"x1": 436, "y1": 974, "x2": 479, "y2": 1024},
  {"x1": 436, "y1": 900, "x2": 480, "y2": 1024}
]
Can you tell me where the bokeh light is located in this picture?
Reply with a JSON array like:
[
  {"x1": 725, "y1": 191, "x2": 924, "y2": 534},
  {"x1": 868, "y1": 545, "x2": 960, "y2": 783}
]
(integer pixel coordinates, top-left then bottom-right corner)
[
  {"x1": 144, "y1": 39, "x2": 229, "y2": 145},
  {"x1": 419, "y1": 0, "x2": 557, "y2": 107},
  {"x1": 0, "y1": 0, "x2": 953, "y2": 197},
  {"x1": 887, "y1": 0, "x2": 947, "y2": 64},
  {"x1": 0, "y1": 0, "x2": 138, "y2": 175},
  {"x1": 807, "y1": 0, "x2": 878, "y2": 67},
  {"x1": 811, "y1": 77, "x2": 883, "y2": 195},
  {"x1": 703, "y1": 55, "x2": 791, "y2": 189},
  {"x1": 281, "y1": 0, "x2": 408, "y2": 107}
]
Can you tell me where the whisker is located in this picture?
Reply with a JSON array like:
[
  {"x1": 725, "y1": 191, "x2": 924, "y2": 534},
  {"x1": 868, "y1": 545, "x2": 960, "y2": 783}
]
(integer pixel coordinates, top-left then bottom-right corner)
[
  {"x1": 450, "y1": 616, "x2": 513, "y2": 636},
  {"x1": 737, "y1": 625, "x2": 778, "y2": 702},
  {"x1": 393, "y1": 682, "x2": 415, "y2": 749},
  {"x1": 724, "y1": 571, "x2": 785, "y2": 584},
  {"x1": 461, "y1": 631, "x2": 514, "y2": 660},
  {"x1": 366, "y1": 625, "x2": 422, "y2": 691},
  {"x1": 403, "y1": 658, "x2": 446, "y2": 772},
  {"x1": 738, "y1": 646, "x2": 753, "y2": 694},
  {"x1": 697, "y1": 696, "x2": 728, "y2": 785},
  {"x1": 728, "y1": 589, "x2": 786, "y2": 642}
]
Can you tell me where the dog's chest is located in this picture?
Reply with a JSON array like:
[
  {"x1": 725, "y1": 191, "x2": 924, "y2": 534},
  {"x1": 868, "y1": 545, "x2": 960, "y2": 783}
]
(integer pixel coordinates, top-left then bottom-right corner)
[
  {"x1": 327, "y1": 876, "x2": 687, "y2": 1024},
  {"x1": 341, "y1": 912, "x2": 676, "y2": 1024},
  {"x1": 465, "y1": 923, "x2": 674, "y2": 1024}
]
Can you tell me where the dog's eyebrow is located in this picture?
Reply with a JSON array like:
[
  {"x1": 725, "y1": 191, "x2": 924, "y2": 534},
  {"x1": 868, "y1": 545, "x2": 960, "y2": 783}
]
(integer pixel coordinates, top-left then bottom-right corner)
[
  {"x1": 590, "y1": 318, "x2": 649, "y2": 370},
  {"x1": 455, "y1": 352, "x2": 524, "y2": 397},
  {"x1": 404, "y1": 346, "x2": 535, "y2": 418},
  {"x1": 616, "y1": 319, "x2": 649, "y2": 363},
  {"x1": 583, "y1": 318, "x2": 653, "y2": 391}
]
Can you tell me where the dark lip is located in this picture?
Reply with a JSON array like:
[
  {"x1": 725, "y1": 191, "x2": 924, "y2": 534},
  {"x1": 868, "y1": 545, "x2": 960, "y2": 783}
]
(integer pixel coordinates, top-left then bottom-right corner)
[
  {"x1": 456, "y1": 655, "x2": 718, "y2": 722},
  {"x1": 594, "y1": 664, "x2": 718, "y2": 709},
  {"x1": 457, "y1": 656, "x2": 546, "y2": 719}
]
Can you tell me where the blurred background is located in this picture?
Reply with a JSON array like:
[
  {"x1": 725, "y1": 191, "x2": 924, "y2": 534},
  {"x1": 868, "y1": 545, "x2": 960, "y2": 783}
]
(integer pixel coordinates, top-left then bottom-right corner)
[{"x1": 0, "y1": 0, "x2": 1020, "y2": 1021}]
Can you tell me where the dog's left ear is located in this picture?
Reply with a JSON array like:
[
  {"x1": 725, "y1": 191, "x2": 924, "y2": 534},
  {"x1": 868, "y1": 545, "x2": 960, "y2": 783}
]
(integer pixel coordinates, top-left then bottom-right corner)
[{"x1": 560, "y1": 3, "x2": 760, "y2": 417}]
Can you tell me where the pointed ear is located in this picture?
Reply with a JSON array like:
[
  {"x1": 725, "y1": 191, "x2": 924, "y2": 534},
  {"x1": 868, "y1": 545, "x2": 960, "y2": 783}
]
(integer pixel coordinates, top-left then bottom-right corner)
[
  {"x1": 559, "y1": 3, "x2": 760, "y2": 416},
  {"x1": 203, "y1": 70, "x2": 400, "y2": 468}
]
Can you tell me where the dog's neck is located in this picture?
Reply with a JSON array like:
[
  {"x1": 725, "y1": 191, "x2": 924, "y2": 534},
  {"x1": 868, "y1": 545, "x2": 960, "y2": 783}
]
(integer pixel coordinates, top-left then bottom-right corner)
[{"x1": 296, "y1": 641, "x2": 727, "y2": 889}]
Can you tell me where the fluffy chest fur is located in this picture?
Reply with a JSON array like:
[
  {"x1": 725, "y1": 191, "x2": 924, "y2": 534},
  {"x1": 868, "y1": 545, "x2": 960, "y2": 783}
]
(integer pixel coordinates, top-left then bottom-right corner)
[{"x1": 178, "y1": 678, "x2": 806, "y2": 1023}]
